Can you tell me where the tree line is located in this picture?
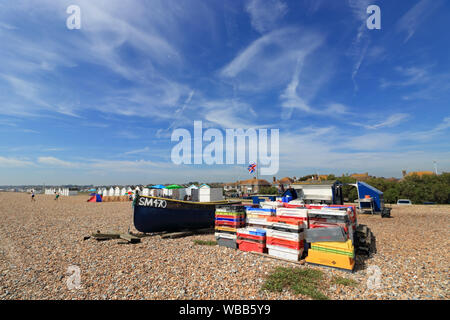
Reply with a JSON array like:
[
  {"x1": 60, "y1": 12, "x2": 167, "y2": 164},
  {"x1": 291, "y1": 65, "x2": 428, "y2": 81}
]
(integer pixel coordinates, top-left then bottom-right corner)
[{"x1": 260, "y1": 173, "x2": 450, "y2": 204}]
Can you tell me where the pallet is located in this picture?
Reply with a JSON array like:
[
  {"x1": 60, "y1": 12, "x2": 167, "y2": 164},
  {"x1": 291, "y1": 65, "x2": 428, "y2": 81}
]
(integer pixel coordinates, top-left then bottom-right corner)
[
  {"x1": 249, "y1": 251, "x2": 306, "y2": 266},
  {"x1": 160, "y1": 228, "x2": 214, "y2": 239},
  {"x1": 87, "y1": 231, "x2": 141, "y2": 244}
]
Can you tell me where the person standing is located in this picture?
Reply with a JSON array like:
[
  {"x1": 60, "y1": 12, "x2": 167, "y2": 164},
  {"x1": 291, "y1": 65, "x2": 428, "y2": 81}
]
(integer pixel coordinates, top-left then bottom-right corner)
[
  {"x1": 31, "y1": 189, "x2": 36, "y2": 202},
  {"x1": 54, "y1": 191, "x2": 60, "y2": 200}
]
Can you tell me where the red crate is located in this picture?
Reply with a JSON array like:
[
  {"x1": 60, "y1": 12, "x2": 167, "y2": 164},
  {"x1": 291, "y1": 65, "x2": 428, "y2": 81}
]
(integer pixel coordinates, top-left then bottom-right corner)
[
  {"x1": 268, "y1": 216, "x2": 307, "y2": 226},
  {"x1": 283, "y1": 203, "x2": 305, "y2": 208},
  {"x1": 236, "y1": 232, "x2": 265, "y2": 242},
  {"x1": 215, "y1": 221, "x2": 245, "y2": 227},
  {"x1": 237, "y1": 239, "x2": 266, "y2": 253},
  {"x1": 215, "y1": 215, "x2": 245, "y2": 220},
  {"x1": 266, "y1": 237, "x2": 304, "y2": 250}
]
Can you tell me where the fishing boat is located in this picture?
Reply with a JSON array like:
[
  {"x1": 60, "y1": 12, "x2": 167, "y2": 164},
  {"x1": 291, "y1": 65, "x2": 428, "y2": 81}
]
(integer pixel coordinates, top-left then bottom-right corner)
[{"x1": 133, "y1": 195, "x2": 239, "y2": 233}]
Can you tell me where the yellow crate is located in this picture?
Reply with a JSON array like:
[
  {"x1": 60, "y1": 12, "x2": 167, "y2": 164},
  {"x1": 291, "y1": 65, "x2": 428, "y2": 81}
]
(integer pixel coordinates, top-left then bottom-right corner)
[
  {"x1": 311, "y1": 239, "x2": 354, "y2": 253},
  {"x1": 215, "y1": 226, "x2": 238, "y2": 232},
  {"x1": 305, "y1": 249, "x2": 355, "y2": 271}
]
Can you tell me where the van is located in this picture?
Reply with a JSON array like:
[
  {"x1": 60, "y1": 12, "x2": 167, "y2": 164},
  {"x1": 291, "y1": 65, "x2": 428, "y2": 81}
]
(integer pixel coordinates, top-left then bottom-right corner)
[{"x1": 397, "y1": 199, "x2": 412, "y2": 205}]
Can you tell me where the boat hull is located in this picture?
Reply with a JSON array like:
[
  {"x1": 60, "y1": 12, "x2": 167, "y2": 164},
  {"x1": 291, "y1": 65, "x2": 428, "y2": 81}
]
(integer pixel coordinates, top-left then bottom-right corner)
[{"x1": 133, "y1": 196, "x2": 226, "y2": 233}]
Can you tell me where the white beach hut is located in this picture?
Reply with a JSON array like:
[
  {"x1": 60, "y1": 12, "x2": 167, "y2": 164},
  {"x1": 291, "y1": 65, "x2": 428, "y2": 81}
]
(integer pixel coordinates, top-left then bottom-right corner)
[{"x1": 186, "y1": 185, "x2": 198, "y2": 196}]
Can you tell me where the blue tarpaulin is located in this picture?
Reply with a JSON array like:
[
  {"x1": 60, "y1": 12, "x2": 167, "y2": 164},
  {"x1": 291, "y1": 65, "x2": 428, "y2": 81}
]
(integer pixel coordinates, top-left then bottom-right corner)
[
  {"x1": 150, "y1": 185, "x2": 166, "y2": 189},
  {"x1": 356, "y1": 181, "x2": 383, "y2": 212}
]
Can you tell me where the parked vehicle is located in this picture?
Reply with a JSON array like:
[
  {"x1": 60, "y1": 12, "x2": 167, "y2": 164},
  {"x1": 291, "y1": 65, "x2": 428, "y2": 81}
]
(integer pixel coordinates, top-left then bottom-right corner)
[{"x1": 397, "y1": 199, "x2": 412, "y2": 205}]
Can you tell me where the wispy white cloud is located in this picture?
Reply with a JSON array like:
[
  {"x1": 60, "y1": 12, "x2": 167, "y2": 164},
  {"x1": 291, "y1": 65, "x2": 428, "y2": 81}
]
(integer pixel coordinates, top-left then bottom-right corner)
[
  {"x1": 220, "y1": 27, "x2": 324, "y2": 93},
  {"x1": 346, "y1": 0, "x2": 373, "y2": 90},
  {"x1": 245, "y1": 0, "x2": 288, "y2": 33},
  {"x1": 124, "y1": 147, "x2": 150, "y2": 155},
  {"x1": 351, "y1": 113, "x2": 411, "y2": 130},
  {"x1": 381, "y1": 66, "x2": 430, "y2": 88},
  {"x1": 396, "y1": 0, "x2": 444, "y2": 43},
  {"x1": 37, "y1": 157, "x2": 80, "y2": 168},
  {"x1": 0, "y1": 157, "x2": 34, "y2": 168}
]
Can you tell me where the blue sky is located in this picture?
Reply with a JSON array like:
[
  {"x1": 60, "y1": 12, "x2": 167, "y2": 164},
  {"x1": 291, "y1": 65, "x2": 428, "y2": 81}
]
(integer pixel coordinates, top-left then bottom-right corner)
[{"x1": 0, "y1": 0, "x2": 449, "y2": 185}]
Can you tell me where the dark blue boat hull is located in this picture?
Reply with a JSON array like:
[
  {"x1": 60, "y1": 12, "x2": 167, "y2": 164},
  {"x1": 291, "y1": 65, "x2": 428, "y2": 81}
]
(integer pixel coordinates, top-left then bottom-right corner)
[{"x1": 133, "y1": 196, "x2": 218, "y2": 233}]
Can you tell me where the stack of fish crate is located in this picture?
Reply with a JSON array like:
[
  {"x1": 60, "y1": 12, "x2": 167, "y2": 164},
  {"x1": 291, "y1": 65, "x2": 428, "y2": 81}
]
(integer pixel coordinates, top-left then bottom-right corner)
[
  {"x1": 264, "y1": 207, "x2": 309, "y2": 261},
  {"x1": 305, "y1": 206, "x2": 356, "y2": 271},
  {"x1": 214, "y1": 205, "x2": 246, "y2": 249},
  {"x1": 245, "y1": 207, "x2": 275, "y2": 230},
  {"x1": 236, "y1": 227, "x2": 267, "y2": 253},
  {"x1": 260, "y1": 200, "x2": 284, "y2": 210}
]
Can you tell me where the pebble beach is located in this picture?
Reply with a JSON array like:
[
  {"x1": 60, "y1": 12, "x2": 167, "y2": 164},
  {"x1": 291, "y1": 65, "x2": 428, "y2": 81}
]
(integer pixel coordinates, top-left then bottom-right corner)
[{"x1": 0, "y1": 193, "x2": 448, "y2": 300}]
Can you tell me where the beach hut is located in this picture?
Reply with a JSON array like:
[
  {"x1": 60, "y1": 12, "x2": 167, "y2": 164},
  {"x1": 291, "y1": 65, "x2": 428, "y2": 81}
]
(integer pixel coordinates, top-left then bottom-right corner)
[
  {"x1": 108, "y1": 187, "x2": 115, "y2": 197},
  {"x1": 186, "y1": 185, "x2": 198, "y2": 196},
  {"x1": 114, "y1": 187, "x2": 121, "y2": 196},
  {"x1": 142, "y1": 188, "x2": 150, "y2": 196},
  {"x1": 192, "y1": 184, "x2": 223, "y2": 202}
]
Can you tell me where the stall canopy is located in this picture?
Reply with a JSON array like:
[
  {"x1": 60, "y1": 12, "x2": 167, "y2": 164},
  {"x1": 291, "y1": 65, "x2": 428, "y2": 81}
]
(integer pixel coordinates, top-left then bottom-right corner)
[
  {"x1": 166, "y1": 184, "x2": 183, "y2": 189},
  {"x1": 150, "y1": 185, "x2": 166, "y2": 189}
]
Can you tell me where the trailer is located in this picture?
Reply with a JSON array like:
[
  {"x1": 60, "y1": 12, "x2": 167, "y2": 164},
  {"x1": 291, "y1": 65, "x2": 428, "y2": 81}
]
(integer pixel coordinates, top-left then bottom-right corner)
[
  {"x1": 352, "y1": 181, "x2": 391, "y2": 217},
  {"x1": 289, "y1": 180, "x2": 344, "y2": 205}
]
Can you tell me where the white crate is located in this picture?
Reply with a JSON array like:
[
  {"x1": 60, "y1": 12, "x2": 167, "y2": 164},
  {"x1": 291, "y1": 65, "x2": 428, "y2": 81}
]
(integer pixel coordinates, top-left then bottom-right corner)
[
  {"x1": 271, "y1": 221, "x2": 306, "y2": 232},
  {"x1": 246, "y1": 217, "x2": 273, "y2": 227},
  {"x1": 261, "y1": 201, "x2": 284, "y2": 209},
  {"x1": 267, "y1": 245, "x2": 304, "y2": 261},
  {"x1": 215, "y1": 232, "x2": 237, "y2": 240},
  {"x1": 276, "y1": 208, "x2": 308, "y2": 218},
  {"x1": 266, "y1": 229, "x2": 304, "y2": 241}
]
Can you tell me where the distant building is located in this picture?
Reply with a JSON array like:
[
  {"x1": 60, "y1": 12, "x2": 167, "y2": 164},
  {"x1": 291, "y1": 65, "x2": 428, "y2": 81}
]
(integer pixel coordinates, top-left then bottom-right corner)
[
  {"x1": 402, "y1": 170, "x2": 435, "y2": 178},
  {"x1": 272, "y1": 176, "x2": 294, "y2": 189},
  {"x1": 350, "y1": 172, "x2": 371, "y2": 180},
  {"x1": 223, "y1": 178, "x2": 271, "y2": 195}
]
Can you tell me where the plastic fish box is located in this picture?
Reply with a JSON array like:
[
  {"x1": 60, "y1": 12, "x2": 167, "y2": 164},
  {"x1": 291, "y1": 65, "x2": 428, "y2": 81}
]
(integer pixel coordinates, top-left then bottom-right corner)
[
  {"x1": 310, "y1": 239, "x2": 354, "y2": 258},
  {"x1": 237, "y1": 232, "x2": 265, "y2": 243},
  {"x1": 215, "y1": 216, "x2": 245, "y2": 222},
  {"x1": 267, "y1": 244, "x2": 304, "y2": 261},
  {"x1": 237, "y1": 236, "x2": 265, "y2": 244},
  {"x1": 276, "y1": 208, "x2": 309, "y2": 219},
  {"x1": 305, "y1": 249, "x2": 355, "y2": 271},
  {"x1": 237, "y1": 239, "x2": 266, "y2": 253},
  {"x1": 246, "y1": 217, "x2": 273, "y2": 227},
  {"x1": 266, "y1": 237, "x2": 304, "y2": 250},
  {"x1": 308, "y1": 209, "x2": 350, "y2": 222},
  {"x1": 237, "y1": 227, "x2": 267, "y2": 237},
  {"x1": 215, "y1": 212, "x2": 245, "y2": 218},
  {"x1": 216, "y1": 205, "x2": 246, "y2": 213},
  {"x1": 215, "y1": 226, "x2": 239, "y2": 233},
  {"x1": 217, "y1": 237, "x2": 238, "y2": 249},
  {"x1": 215, "y1": 232, "x2": 237, "y2": 240},
  {"x1": 305, "y1": 226, "x2": 348, "y2": 243},
  {"x1": 246, "y1": 213, "x2": 268, "y2": 219},
  {"x1": 245, "y1": 207, "x2": 275, "y2": 216},
  {"x1": 308, "y1": 221, "x2": 353, "y2": 241},
  {"x1": 266, "y1": 229, "x2": 304, "y2": 242},
  {"x1": 260, "y1": 201, "x2": 284, "y2": 209},
  {"x1": 215, "y1": 220, "x2": 245, "y2": 228},
  {"x1": 267, "y1": 216, "x2": 307, "y2": 231}
]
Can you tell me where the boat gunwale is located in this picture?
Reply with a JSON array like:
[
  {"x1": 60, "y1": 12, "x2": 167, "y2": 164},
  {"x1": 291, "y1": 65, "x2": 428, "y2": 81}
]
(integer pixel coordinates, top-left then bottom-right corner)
[{"x1": 136, "y1": 195, "x2": 239, "y2": 206}]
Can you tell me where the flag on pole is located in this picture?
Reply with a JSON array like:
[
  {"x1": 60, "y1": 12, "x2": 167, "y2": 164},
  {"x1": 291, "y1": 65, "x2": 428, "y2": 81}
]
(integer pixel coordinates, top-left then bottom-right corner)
[{"x1": 248, "y1": 163, "x2": 257, "y2": 174}]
